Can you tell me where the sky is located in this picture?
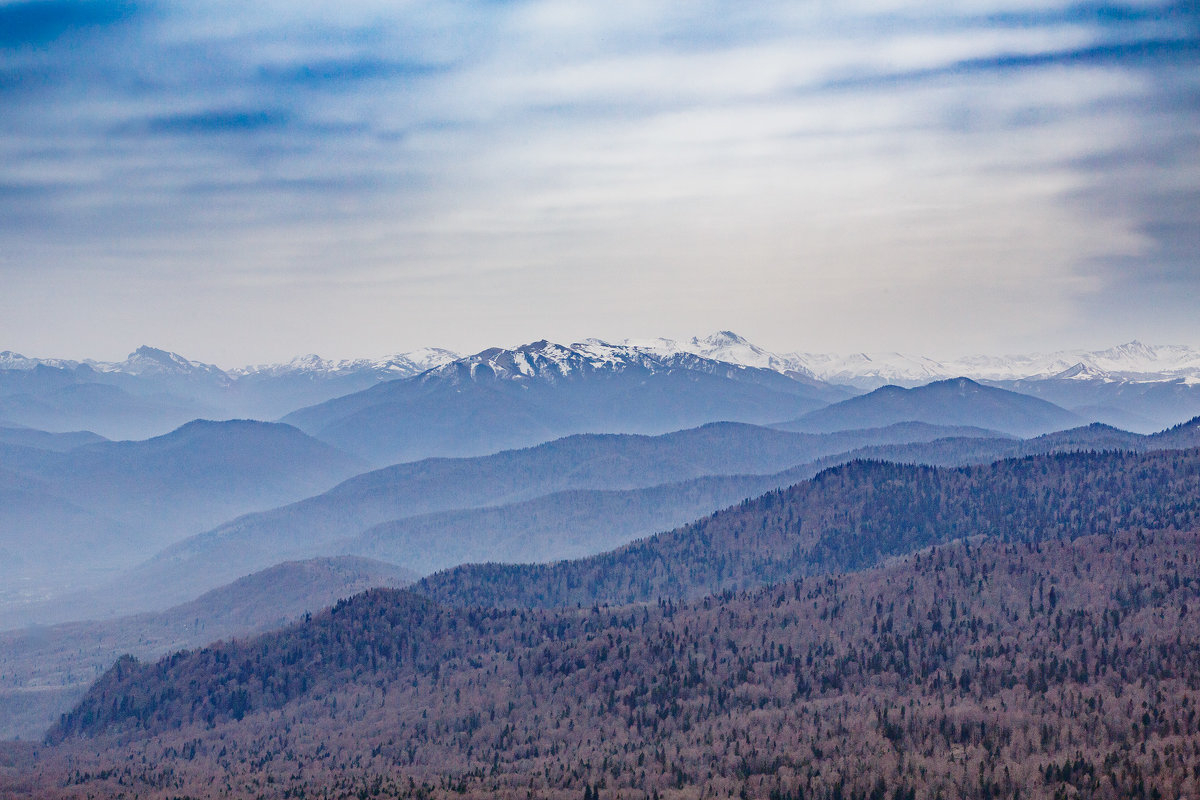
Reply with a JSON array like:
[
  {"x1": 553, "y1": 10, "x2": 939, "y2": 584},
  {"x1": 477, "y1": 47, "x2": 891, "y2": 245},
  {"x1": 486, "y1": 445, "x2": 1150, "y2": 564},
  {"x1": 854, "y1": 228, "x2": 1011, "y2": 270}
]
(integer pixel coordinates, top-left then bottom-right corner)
[{"x1": 0, "y1": 0, "x2": 1197, "y2": 366}]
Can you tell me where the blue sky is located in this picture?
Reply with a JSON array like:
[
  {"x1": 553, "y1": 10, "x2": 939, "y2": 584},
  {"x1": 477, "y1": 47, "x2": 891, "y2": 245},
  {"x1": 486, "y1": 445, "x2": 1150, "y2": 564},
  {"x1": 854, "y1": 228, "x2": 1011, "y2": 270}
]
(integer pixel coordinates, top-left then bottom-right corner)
[{"x1": 1, "y1": 0, "x2": 1197, "y2": 365}]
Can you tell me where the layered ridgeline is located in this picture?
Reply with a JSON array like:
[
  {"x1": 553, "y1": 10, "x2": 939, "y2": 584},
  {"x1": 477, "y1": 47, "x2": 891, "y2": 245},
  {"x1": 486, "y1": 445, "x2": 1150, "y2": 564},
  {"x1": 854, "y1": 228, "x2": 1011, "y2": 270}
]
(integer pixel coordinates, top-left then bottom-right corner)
[
  {"x1": 0, "y1": 346, "x2": 459, "y2": 439},
  {"x1": 417, "y1": 446, "x2": 1200, "y2": 608},
  {"x1": 0, "y1": 557, "x2": 416, "y2": 741},
  {"x1": 28, "y1": 418, "x2": 1199, "y2": 625},
  {"x1": 0, "y1": 423, "x2": 1017, "y2": 736},
  {"x1": 0, "y1": 420, "x2": 365, "y2": 612},
  {"x1": 282, "y1": 340, "x2": 853, "y2": 465},
  {"x1": 28, "y1": 456, "x2": 1200, "y2": 798},
  {"x1": 7, "y1": 336, "x2": 1200, "y2": 442},
  {"x1": 43, "y1": 422, "x2": 1000, "y2": 621}
]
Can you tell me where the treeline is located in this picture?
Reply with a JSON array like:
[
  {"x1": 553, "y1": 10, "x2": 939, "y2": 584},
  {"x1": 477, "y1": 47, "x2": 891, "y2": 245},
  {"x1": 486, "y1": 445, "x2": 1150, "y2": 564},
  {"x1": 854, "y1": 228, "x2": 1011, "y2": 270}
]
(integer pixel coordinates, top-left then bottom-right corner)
[
  {"x1": 30, "y1": 526, "x2": 1200, "y2": 800},
  {"x1": 416, "y1": 448, "x2": 1200, "y2": 609}
]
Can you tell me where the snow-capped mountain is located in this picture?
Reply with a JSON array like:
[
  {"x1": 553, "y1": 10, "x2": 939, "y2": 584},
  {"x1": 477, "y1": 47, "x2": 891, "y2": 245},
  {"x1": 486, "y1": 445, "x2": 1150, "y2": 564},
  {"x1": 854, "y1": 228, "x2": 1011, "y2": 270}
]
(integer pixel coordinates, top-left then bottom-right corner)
[
  {"x1": 623, "y1": 332, "x2": 816, "y2": 379},
  {"x1": 0, "y1": 346, "x2": 228, "y2": 380},
  {"x1": 232, "y1": 347, "x2": 459, "y2": 380},
  {"x1": 419, "y1": 338, "x2": 821, "y2": 391},
  {"x1": 0, "y1": 351, "x2": 82, "y2": 371},
  {"x1": 625, "y1": 333, "x2": 1200, "y2": 388},
  {"x1": 282, "y1": 338, "x2": 845, "y2": 464},
  {"x1": 106, "y1": 346, "x2": 229, "y2": 381}
]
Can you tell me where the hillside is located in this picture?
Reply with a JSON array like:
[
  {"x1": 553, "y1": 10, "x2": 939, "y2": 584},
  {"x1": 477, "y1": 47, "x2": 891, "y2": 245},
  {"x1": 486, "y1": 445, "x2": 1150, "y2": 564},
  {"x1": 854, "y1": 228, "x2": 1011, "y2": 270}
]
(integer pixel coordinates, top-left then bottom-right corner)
[
  {"x1": 416, "y1": 447, "x2": 1200, "y2": 609},
  {"x1": 0, "y1": 557, "x2": 416, "y2": 741},
  {"x1": 22, "y1": 526, "x2": 1198, "y2": 800},
  {"x1": 782, "y1": 377, "x2": 1084, "y2": 437}
]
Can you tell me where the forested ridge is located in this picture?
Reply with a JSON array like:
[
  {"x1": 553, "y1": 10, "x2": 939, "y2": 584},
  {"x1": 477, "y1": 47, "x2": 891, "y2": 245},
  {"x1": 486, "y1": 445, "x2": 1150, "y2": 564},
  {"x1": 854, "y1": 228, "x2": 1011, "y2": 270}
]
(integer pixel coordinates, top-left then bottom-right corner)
[
  {"x1": 418, "y1": 448, "x2": 1200, "y2": 608},
  {"x1": 17, "y1": 527, "x2": 1200, "y2": 800},
  {"x1": 5, "y1": 447, "x2": 1200, "y2": 799}
]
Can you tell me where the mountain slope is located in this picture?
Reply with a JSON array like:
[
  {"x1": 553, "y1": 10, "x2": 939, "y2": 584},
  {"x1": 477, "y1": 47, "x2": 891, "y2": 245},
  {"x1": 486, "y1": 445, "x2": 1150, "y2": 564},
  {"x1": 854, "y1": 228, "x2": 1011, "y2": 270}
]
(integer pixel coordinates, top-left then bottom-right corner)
[
  {"x1": 0, "y1": 556, "x2": 416, "y2": 741},
  {"x1": 416, "y1": 447, "x2": 1200, "y2": 609},
  {"x1": 29, "y1": 527, "x2": 1199, "y2": 800},
  {"x1": 781, "y1": 377, "x2": 1084, "y2": 437},
  {"x1": 282, "y1": 340, "x2": 846, "y2": 464}
]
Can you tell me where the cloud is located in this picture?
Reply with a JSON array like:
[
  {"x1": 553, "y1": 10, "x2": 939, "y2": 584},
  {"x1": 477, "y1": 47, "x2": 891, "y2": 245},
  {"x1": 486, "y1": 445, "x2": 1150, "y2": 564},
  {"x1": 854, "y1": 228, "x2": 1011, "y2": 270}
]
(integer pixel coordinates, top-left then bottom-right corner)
[
  {"x1": 0, "y1": 0, "x2": 136, "y2": 49},
  {"x1": 139, "y1": 108, "x2": 293, "y2": 136},
  {"x1": 0, "y1": 0, "x2": 1197, "y2": 361}
]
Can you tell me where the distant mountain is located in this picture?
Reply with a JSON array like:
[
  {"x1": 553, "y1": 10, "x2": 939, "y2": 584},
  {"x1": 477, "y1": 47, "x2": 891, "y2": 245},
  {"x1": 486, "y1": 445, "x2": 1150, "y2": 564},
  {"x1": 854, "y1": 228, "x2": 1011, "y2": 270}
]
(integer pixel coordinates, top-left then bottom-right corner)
[
  {"x1": 0, "y1": 426, "x2": 106, "y2": 452},
  {"x1": 9, "y1": 337, "x2": 1199, "y2": 437},
  {"x1": 779, "y1": 377, "x2": 1084, "y2": 437},
  {"x1": 0, "y1": 420, "x2": 367, "y2": 617},
  {"x1": 224, "y1": 347, "x2": 462, "y2": 420},
  {"x1": 633, "y1": 335, "x2": 1200, "y2": 384},
  {"x1": 986, "y1": 374, "x2": 1200, "y2": 433},
  {"x1": 23, "y1": 421, "x2": 999, "y2": 623},
  {"x1": 0, "y1": 345, "x2": 462, "y2": 434},
  {"x1": 283, "y1": 340, "x2": 849, "y2": 464},
  {"x1": 0, "y1": 556, "x2": 416, "y2": 740},
  {"x1": 231, "y1": 347, "x2": 459, "y2": 380},
  {"x1": 625, "y1": 334, "x2": 1200, "y2": 430},
  {"x1": 0, "y1": 373, "x2": 219, "y2": 440}
]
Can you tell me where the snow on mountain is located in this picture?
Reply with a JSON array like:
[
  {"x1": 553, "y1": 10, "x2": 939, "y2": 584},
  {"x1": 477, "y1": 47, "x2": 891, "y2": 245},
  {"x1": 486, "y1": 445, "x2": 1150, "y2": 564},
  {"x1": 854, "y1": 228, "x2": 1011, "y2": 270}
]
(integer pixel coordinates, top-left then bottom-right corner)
[
  {"x1": 233, "y1": 347, "x2": 460, "y2": 379},
  {"x1": 626, "y1": 335, "x2": 1200, "y2": 388},
  {"x1": 1043, "y1": 362, "x2": 1117, "y2": 382},
  {"x1": 0, "y1": 346, "x2": 227, "y2": 379},
  {"x1": 0, "y1": 351, "x2": 82, "y2": 371},
  {"x1": 623, "y1": 332, "x2": 819, "y2": 380},
  {"x1": 414, "y1": 338, "x2": 827, "y2": 395},
  {"x1": 103, "y1": 346, "x2": 228, "y2": 380},
  {"x1": 5, "y1": 337, "x2": 1198, "y2": 388}
]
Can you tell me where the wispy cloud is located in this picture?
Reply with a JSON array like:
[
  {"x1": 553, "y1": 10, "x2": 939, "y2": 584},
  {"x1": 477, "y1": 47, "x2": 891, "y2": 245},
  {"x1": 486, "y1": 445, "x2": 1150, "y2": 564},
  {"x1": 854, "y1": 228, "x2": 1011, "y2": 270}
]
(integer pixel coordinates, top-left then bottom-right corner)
[{"x1": 0, "y1": 0, "x2": 1196, "y2": 363}]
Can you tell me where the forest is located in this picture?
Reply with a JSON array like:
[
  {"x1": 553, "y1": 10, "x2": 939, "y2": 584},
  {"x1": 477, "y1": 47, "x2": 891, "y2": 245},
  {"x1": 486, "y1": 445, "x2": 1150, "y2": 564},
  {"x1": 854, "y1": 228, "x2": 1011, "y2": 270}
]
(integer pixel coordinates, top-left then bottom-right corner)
[{"x1": 3, "y1": 448, "x2": 1199, "y2": 800}]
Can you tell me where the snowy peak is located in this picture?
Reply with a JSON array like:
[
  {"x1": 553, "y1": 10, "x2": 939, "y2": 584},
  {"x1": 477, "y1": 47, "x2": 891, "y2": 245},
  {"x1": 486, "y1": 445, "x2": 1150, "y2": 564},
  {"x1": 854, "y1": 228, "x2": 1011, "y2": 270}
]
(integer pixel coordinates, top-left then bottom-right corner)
[
  {"x1": 620, "y1": 332, "x2": 819, "y2": 380},
  {"x1": 114, "y1": 346, "x2": 227, "y2": 379},
  {"x1": 425, "y1": 340, "x2": 648, "y2": 385},
  {"x1": 0, "y1": 350, "x2": 83, "y2": 371},
  {"x1": 233, "y1": 348, "x2": 460, "y2": 379},
  {"x1": 418, "y1": 338, "x2": 814, "y2": 391},
  {"x1": 1045, "y1": 362, "x2": 1115, "y2": 382}
]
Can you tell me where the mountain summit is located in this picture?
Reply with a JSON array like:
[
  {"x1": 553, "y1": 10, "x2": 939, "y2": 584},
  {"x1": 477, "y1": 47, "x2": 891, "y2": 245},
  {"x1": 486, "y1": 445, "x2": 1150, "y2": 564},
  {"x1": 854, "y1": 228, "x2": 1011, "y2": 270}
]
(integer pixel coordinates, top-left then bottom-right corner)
[{"x1": 282, "y1": 340, "x2": 847, "y2": 464}]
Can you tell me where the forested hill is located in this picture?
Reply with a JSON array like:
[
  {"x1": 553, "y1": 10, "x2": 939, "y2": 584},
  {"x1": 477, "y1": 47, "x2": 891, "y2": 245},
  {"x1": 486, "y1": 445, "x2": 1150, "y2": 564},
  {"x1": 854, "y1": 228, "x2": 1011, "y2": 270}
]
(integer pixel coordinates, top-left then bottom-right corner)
[
  {"x1": 417, "y1": 447, "x2": 1200, "y2": 609},
  {"x1": 37, "y1": 527, "x2": 1200, "y2": 800}
]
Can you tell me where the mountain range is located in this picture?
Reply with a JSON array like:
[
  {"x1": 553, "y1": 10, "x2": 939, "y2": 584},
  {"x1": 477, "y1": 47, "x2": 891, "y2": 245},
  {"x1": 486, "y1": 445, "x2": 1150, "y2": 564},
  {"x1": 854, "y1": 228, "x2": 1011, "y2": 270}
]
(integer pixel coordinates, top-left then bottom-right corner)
[
  {"x1": 281, "y1": 340, "x2": 851, "y2": 464},
  {"x1": 18, "y1": 421, "x2": 999, "y2": 625},
  {"x1": 6, "y1": 335, "x2": 1200, "y2": 439},
  {"x1": 17, "y1": 446, "x2": 1200, "y2": 800}
]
